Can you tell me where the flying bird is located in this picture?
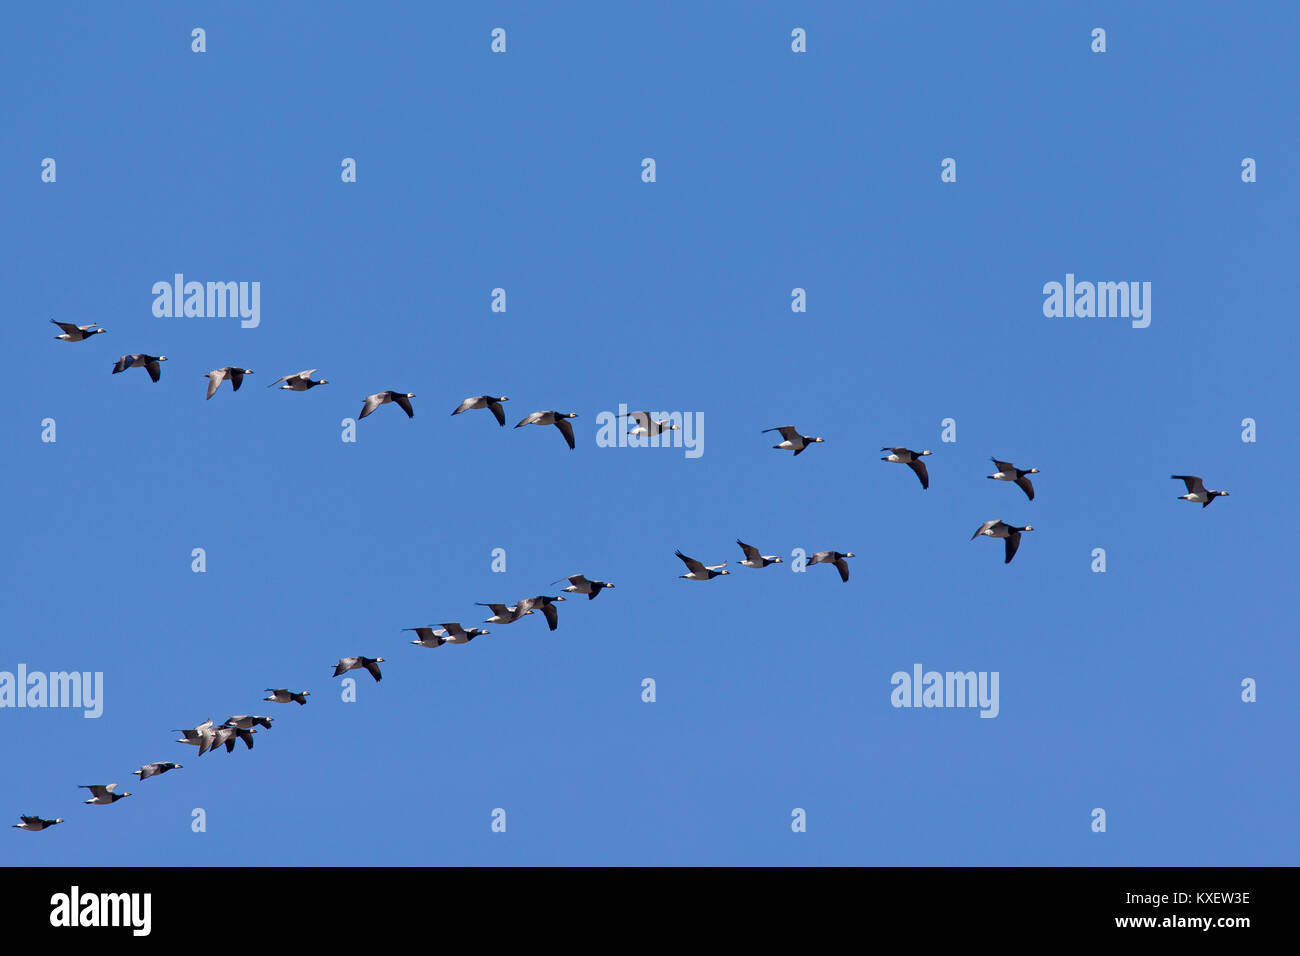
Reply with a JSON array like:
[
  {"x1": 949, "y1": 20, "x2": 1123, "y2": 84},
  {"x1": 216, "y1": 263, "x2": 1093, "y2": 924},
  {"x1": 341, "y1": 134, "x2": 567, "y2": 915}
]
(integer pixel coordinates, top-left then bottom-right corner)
[
  {"x1": 175, "y1": 719, "x2": 217, "y2": 756},
  {"x1": 264, "y1": 688, "x2": 310, "y2": 706},
  {"x1": 81, "y1": 784, "x2": 131, "y2": 805},
  {"x1": 988, "y1": 459, "x2": 1039, "y2": 500},
  {"x1": 1172, "y1": 475, "x2": 1229, "y2": 508},
  {"x1": 881, "y1": 447, "x2": 932, "y2": 489},
  {"x1": 12, "y1": 815, "x2": 63, "y2": 831},
  {"x1": 204, "y1": 367, "x2": 253, "y2": 400},
  {"x1": 132, "y1": 762, "x2": 182, "y2": 781},
  {"x1": 51, "y1": 319, "x2": 106, "y2": 342},
  {"x1": 675, "y1": 550, "x2": 729, "y2": 581},
  {"x1": 112, "y1": 354, "x2": 167, "y2": 382},
  {"x1": 223, "y1": 715, "x2": 273, "y2": 731},
  {"x1": 451, "y1": 395, "x2": 509, "y2": 426},
  {"x1": 515, "y1": 410, "x2": 579, "y2": 449},
  {"x1": 553, "y1": 573, "x2": 615, "y2": 600},
  {"x1": 624, "y1": 411, "x2": 680, "y2": 438},
  {"x1": 476, "y1": 603, "x2": 534, "y2": 625},
  {"x1": 971, "y1": 520, "x2": 1034, "y2": 564},
  {"x1": 517, "y1": 595, "x2": 565, "y2": 631},
  {"x1": 360, "y1": 391, "x2": 415, "y2": 419},
  {"x1": 736, "y1": 540, "x2": 783, "y2": 568},
  {"x1": 333, "y1": 657, "x2": 384, "y2": 682},
  {"x1": 267, "y1": 369, "x2": 328, "y2": 390},
  {"x1": 763, "y1": 425, "x2": 824, "y2": 456},
  {"x1": 808, "y1": 550, "x2": 854, "y2": 582}
]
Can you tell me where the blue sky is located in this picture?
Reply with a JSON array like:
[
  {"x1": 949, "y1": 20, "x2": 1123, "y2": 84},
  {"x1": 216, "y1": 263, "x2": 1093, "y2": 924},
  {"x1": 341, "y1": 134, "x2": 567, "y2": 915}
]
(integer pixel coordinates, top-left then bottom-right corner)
[{"x1": 3, "y1": 2, "x2": 1295, "y2": 865}]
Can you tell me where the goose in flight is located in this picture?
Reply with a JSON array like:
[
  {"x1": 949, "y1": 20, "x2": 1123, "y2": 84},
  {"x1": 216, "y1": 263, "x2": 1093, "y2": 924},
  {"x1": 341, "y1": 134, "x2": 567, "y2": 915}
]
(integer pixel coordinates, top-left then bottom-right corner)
[
  {"x1": 971, "y1": 520, "x2": 1034, "y2": 564},
  {"x1": 452, "y1": 395, "x2": 509, "y2": 426},
  {"x1": 175, "y1": 719, "x2": 217, "y2": 755},
  {"x1": 333, "y1": 656, "x2": 384, "y2": 682},
  {"x1": 675, "y1": 550, "x2": 729, "y2": 580},
  {"x1": 112, "y1": 353, "x2": 167, "y2": 382},
  {"x1": 81, "y1": 784, "x2": 131, "y2": 805},
  {"x1": 263, "y1": 688, "x2": 310, "y2": 705},
  {"x1": 763, "y1": 426, "x2": 824, "y2": 456},
  {"x1": 223, "y1": 715, "x2": 273, "y2": 731},
  {"x1": 208, "y1": 725, "x2": 256, "y2": 754},
  {"x1": 360, "y1": 391, "x2": 415, "y2": 419},
  {"x1": 624, "y1": 411, "x2": 680, "y2": 438},
  {"x1": 51, "y1": 319, "x2": 106, "y2": 342},
  {"x1": 268, "y1": 369, "x2": 328, "y2": 390},
  {"x1": 204, "y1": 367, "x2": 253, "y2": 400},
  {"x1": 808, "y1": 550, "x2": 854, "y2": 582},
  {"x1": 12, "y1": 815, "x2": 63, "y2": 831},
  {"x1": 1172, "y1": 475, "x2": 1229, "y2": 508},
  {"x1": 517, "y1": 595, "x2": 565, "y2": 631},
  {"x1": 988, "y1": 459, "x2": 1039, "y2": 500},
  {"x1": 516, "y1": 410, "x2": 579, "y2": 449},
  {"x1": 133, "y1": 762, "x2": 183, "y2": 780},
  {"x1": 736, "y1": 540, "x2": 783, "y2": 568},
  {"x1": 881, "y1": 447, "x2": 932, "y2": 489},
  {"x1": 554, "y1": 573, "x2": 615, "y2": 600},
  {"x1": 476, "y1": 603, "x2": 534, "y2": 625}
]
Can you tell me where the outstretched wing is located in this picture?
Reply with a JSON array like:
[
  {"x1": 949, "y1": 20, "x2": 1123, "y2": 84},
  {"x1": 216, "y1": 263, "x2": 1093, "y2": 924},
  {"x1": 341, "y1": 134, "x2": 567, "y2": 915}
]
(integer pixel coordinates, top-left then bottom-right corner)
[
  {"x1": 488, "y1": 401, "x2": 506, "y2": 426},
  {"x1": 736, "y1": 540, "x2": 761, "y2": 561},
  {"x1": 674, "y1": 550, "x2": 706, "y2": 574},
  {"x1": 907, "y1": 459, "x2": 929, "y2": 489},
  {"x1": 393, "y1": 394, "x2": 414, "y2": 418},
  {"x1": 556, "y1": 418, "x2": 576, "y2": 449},
  {"x1": 1004, "y1": 532, "x2": 1021, "y2": 564},
  {"x1": 1015, "y1": 475, "x2": 1035, "y2": 501}
]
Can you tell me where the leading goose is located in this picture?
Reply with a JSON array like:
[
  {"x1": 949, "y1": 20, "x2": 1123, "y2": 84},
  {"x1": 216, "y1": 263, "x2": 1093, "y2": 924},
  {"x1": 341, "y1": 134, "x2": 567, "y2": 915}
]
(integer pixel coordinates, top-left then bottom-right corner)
[
  {"x1": 971, "y1": 520, "x2": 1033, "y2": 564},
  {"x1": 268, "y1": 369, "x2": 328, "y2": 390},
  {"x1": 1172, "y1": 475, "x2": 1229, "y2": 508},
  {"x1": 13, "y1": 815, "x2": 63, "y2": 831},
  {"x1": 988, "y1": 458, "x2": 1039, "y2": 501},
  {"x1": 452, "y1": 395, "x2": 509, "y2": 426},
  {"x1": 517, "y1": 595, "x2": 565, "y2": 631},
  {"x1": 476, "y1": 602, "x2": 534, "y2": 625},
  {"x1": 736, "y1": 539, "x2": 783, "y2": 568},
  {"x1": 675, "y1": 550, "x2": 729, "y2": 580},
  {"x1": 112, "y1": 354, "x2": 167, "y2": 382},
  {"x1": 554, "y1": 573, "x2": 615, "y2": 600},
  {"x1": 360, "y1": 391, "x2": 415, "y2": 419},
  {"x1": 204, "y1": 367, "x2": 253, "y2": 400},
  {"x1": 81, "y1": 783, "x2": 131, "y2": 805},
  {"x1": 264, "y1": 688, "x2": 310, "y2": 705},
  {"x1": 333, "y1": 656, "x2": 384, "y2": 682},
  {"x1": 808, "y1": 550, "x2": 854, "y2": 582},
  {"x1": 133, "y1": 762, "x2": 182, "y2": 781},
  {"x1": 881, "y1": 447, "x2": 932, "y2": 489},
  {"x1": 51, "y1": 319, "x2": 106, "y2": 342},
  {"x1": 516, "y1": 410, "x2": 579, "y2": 449},
  {"x1": 763, "y1": 425, "x2": 824, "y2": 456}
]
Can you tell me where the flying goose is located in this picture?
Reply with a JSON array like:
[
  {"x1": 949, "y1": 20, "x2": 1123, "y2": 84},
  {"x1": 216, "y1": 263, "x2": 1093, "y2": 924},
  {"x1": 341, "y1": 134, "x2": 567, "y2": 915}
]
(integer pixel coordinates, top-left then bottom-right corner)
[
  {"x1": 476, "y1": 603, "x2": 534, "y2": 625},
  {"x1": 81, "y1": 783, "x2": 131, "y2": 805},
  {"x1": 175, "y1": 719, "x2": 217, "y2": 756},
  {"x1": 204, "y1": 367, "x2": 253, "y2": 399},
  {"x1": 971, "y1": 520, "x2": 1034, "y2": 564},
  {"x1": 360, "y1": 391, "x2": 415, "y2": 419},
  {"x1": 208, "y1": 726, "x2": 256, "y2": 754},
  {"x1": 13, "y1": 815, "x2": 63, "y2": 831},
  {"x1": 675, "y1": 549, "x2": 730, "y2": 580},
  {"x1": 438, "y1": 623, "x2": 489, "y2": 645},
  {"x1": 517, "y1": 595, "x2": 565, "y2": 631},
  {"x1": 224, "y1": 715, "x2": 273, "y2": 730},
  {"x1": 333, "y1": 656, "x2": 384, "y2": 682},
  {"x1": 405, "y1": 626, "x2": 451, "y2": 648},
  {"x1": 516, "y1": 410, "x2": 579, "y2": 449},
  {"x1": 736, "y1": 540, "x2": 783, "y2": 568},
  {"x1": 808, "y1": 550, "x2": 854, "y2": 582},
  {"x1": 763, "y1": 425, "x2": 824, "y2": 456},
  {"x1": 263, "y1": 688, "x2": 310, "y2": 705},
  {"x1": 553, "y1": 573, "x2": 615, "y2": 600},
  {"x1": 112, "y1": 354, "x2": 167, "y2": 382},
  {"x1": 881, "y1": 447, "x2": 932, "y2": 489},
  {"x1": 1172, "y1": 475, "x2": 1229, "y2": 508},
  {"x1": 624, "y1": 411, "x2": 680, "y2": 438},
  {"x1": 988, "y1": 458, "x2": 1039, "y2": 500},
  {"x1": 267, "y1": 369, "x2": 328, "y2": 390},
  {"x1": 133, "y1": 762, "x2": 182, "y2": 780},
  {"x1": 51, "y1": 319, "x2": 106, "y2": 342},
  {"x1": 452, "y1": 395, "x2": 509, "y2": 426}
]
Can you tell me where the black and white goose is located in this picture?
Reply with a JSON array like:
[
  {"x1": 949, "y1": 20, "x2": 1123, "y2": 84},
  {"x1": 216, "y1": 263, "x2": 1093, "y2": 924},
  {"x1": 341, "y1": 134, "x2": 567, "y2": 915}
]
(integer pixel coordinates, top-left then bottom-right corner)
[
  {"x1": 112, "y1": 354, "x2": 167, "y2": 382},
  {"x1": 808, "y1": 550, "x2": 854, "y2": 582},
  {"x1": 224, "y1": 715, "x2": 273, "y2": 731},
  {"x1": 81, "y1": 783, "x2": 131, "y2": 805},
  {"x1": 405, "y1": 623, "x2": 487, "y2": 647},
  {"x1": 208, "y1": 726, "x2": 255, "y2": 754},
  {"x1": 675, "y1": 550, "x2": 729, "y2": 580},
  {"x1": 333, "y1": 656, "x2": 383, "y2": 682},
  {"x1": 133, "y1": 762, "x2": 182, "y2": 780},
  {"x1": 360, "y1": 391, "x2": 415, "y2": 419},
  {"x1": 517, "y1": 595, "x2": 565, "y2": 631},
  {"x1": 971, "y1": 520, "x2": 1033, "y2": 564},
  {"x1": 988, "y1": 459, "x2": 1039, "y2": 501},
  {"x1": 554, "y1": 574, "x2": 615, "y2": 600},
  {"x1": 763, "y1": 425, "x2": 824, "y2": 456},
  {"x1": 439, "y1": 623, "x2": 490, "y2": 644},
  {"x1": 13, "y1": 815, "x2": 63, "y2": 831},
  {"x1": 263, "y1": 688, "x2": 310, "y2": 705},
  {"x1": 1172, "y1": 475, "x2": 1229, "y2": 508},
  {"x1": 881, "y1": 447, "x2": 932, "y2": 489},
  {"x1": 476, "y1": 602, "x2": 534, "y2": 625},
  {"x1": 204, "y1": 367, "x2": 253, "y2": 400},
  {"x1": 51, "y1": 319, "x2": 106, "y2": 342},
  {"x1": 452, "y1": 395, "x2": 509, "y2": 426},
  {"x1": 267, "y1": 369, "x2": 328, "y2": 390},
  {"x1": 624, "y1": 411, "x2": 679, "y2": 438},
  {"x1": 175, "y1": 719, "x2": 216, "y2": 756},
  {"x1": 737, "y1": 539, "x2": 783, "y2": 568},
  {"x1": 516, "y1": 410, "x2": 579, "y2": 449}
]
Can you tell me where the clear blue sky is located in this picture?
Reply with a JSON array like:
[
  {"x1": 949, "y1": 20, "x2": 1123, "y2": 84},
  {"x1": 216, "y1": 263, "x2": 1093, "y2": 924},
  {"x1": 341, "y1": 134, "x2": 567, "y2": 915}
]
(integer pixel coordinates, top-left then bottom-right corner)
[{"x1": 3, "y1": 2, "x2": 1295, "y2": 865}]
